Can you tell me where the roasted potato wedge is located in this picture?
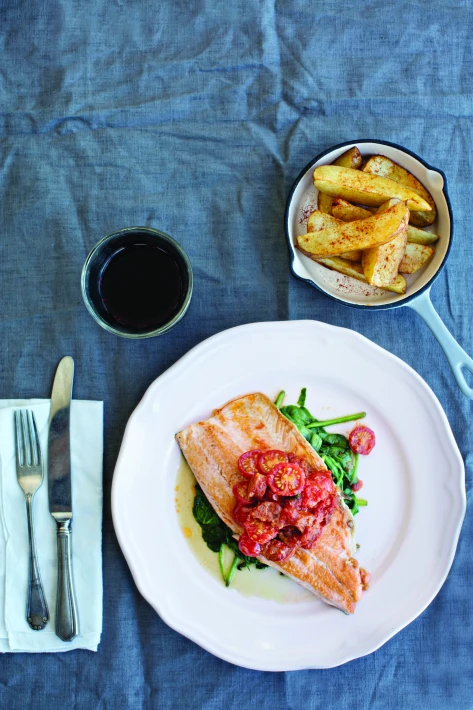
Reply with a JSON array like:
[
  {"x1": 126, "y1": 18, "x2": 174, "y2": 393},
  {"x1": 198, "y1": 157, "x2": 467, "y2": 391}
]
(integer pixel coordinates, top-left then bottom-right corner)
[
  {"x1": 339, "y1": 249, "x2": 362, "y2": 262},
  {"x1": 297, "y1": 200, "x2": 408, "y2": 258},
  {"x1": 306, "y1": 211, "x2": 361, "y2": 261},
  {"x1": 361, "y1": 200, "x2": 409, "y2": 287},
  {"x1": 317, "y1": 147, "x2": 362, "y2": 214},
  {"x1": 335, "y1": 146, "x2": 363, "y2": 170},
  {"x1": 406, "y1": 224, "x2": 440, "y2": 245},
  {"x1": 316, "y1": 256, "x2": 407, "y2": 294},
  {"x1": 362, "y1": 155, "x2": 437, "y2": 227},
  {"x1": 313, "y1": 165, "x2": 432, "y2": 212},
  {"x1": 399, "y1": 243, "x2": 435, "y2": 274},
  {"x1": 332, "y1": 198, "x2": 440, "y2": 245},
  {"x1": 307, "y1": 210, "x2": 338, "y2": 232},
  {"x1": 317, "y1": 192, "x2": 334, "y2": 215},
  {"x1": 331, "y1": 200, "x2": 373, "y2": 221}
]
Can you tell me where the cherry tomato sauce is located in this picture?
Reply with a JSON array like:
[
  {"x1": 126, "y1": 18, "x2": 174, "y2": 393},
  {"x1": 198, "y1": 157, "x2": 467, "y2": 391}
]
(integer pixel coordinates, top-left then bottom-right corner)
[{"x1": 235, "y1": 448, "x2": 337, "y2": 561}]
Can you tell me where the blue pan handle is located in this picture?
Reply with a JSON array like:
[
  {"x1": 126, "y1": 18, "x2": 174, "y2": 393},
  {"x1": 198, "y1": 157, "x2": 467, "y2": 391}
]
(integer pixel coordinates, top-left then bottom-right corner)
[{"x1": 407, "y1": 288, "x2": 473, "y2": 399}]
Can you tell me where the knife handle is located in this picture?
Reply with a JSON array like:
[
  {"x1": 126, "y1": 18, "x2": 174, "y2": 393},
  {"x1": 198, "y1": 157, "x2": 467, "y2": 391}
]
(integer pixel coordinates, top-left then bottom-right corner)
[{"x1": 55, "y1": 520, "x2": 79, "y2": 642}]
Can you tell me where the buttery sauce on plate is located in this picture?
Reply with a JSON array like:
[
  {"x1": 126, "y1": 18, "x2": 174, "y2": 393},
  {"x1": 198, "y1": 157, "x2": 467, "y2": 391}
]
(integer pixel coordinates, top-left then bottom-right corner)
[{"x1": 175, "y1": 457, "x2": 313, "y2": 603}]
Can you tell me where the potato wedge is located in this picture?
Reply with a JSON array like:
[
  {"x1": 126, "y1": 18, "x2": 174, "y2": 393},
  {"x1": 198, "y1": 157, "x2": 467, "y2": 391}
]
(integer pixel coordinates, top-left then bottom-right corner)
[
  {"x1": 307, "y1": 210, "x2": 339, "y2": 232},
  {"x1": 335, "y1": 146, "x2": 363, "y2": 170},
  {"x1": 340, "y1": 250, "x2": 362, "y2": 262},
  {"x1": 332, "y1": 198, "x2": 440, "y2": 245},
  {"x1": 297, "y1": 200, "x2": 408, "y2": 258},
  {"x1": 317, "y1": 192, "x2": 334, "y2": 214},
  {"x1": 316, "y1": 147, "x2": 362, "y2": 215},
  {"x1": 306, "y1": 210, "x2": 361, "y2": 261},
  {"x1": 361, "y1": 200, "x2": 409, "y2": 287},
  {"x1": 399, "y1": 243, "x2": 435, "y2": 274},
  {"x1": 406, "y1": 224, "x2": 440, "y2": 245},
  {"x1": 313, "y1": 165, "x2": 432, "y2": 212},
  {"x1": 362, "y1": 155, "x2": 437, "y2": 227},
  {"x1": 332, "y1": 200, "x2": 372, "y2": 221},
  {"x1": 316, "y1": 256, "x2": 407, "y2": 294}
]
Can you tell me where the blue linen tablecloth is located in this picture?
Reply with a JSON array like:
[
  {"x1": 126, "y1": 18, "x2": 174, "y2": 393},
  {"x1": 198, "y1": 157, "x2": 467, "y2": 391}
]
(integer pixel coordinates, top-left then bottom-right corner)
[{"x1": 1, "y1": 0, "x2": 472, "y2": 707}]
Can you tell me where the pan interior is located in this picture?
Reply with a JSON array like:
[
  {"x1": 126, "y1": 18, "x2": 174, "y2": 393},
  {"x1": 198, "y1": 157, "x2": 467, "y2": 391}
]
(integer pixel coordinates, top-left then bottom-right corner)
[{"x1": 287, "y1": 142, "x2": 451, "y2": 308}]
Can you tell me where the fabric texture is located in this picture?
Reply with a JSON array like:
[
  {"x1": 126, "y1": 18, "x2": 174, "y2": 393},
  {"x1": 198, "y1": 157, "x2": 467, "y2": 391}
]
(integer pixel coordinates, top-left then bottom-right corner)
[
  {"x1": 0, "y1": 399, "x2": 103, "y2": 652},
  {"x1": 0, "y1": 0, "x2": 472, "y2": 707}
]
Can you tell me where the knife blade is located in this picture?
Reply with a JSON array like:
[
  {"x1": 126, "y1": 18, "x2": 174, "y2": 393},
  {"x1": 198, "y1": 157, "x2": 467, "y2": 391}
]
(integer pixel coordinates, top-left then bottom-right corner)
[{"x1": 48, "y1": 356, "x2": 79, "y2": 642}]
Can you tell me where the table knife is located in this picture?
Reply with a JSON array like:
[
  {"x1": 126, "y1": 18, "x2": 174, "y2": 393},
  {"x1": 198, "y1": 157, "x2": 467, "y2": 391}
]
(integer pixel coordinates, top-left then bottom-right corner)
[{"x1": 48, "y1": 356, "x2": 79, "y2": 642}]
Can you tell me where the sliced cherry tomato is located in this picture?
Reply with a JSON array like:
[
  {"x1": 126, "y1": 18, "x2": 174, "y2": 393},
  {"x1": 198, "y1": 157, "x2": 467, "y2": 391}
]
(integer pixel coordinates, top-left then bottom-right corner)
[
  {"x1": 262, "y1": 538, "x2": 293, "y2": 562},
  {"x1": 256, "y1": 449, "x2": 288, "y2": 475},
  {"x1": 307, "y1": 470, "x2": 335, "y2": 489},
  {"x1": 301, "y1": 482, "x2": 323, "y2": 510},
  {"x1": 233, "y1": 481, "x2": 252, "y2": 505},
  {"x1": 263, "y1": 487, "x2": 281, "y2": 502},
  {"x1": 253, "y1": 501, "x2": 282, "y2": 522},
  {"x1": 288, "y1": 453, "x2": 312, "y2": 472},
  {"x1": 278, "y1": 525, "x2": 301, "y2": 548},
  {"x1": 280, "y1": 498, "x2": 302, "y2": 526},
  {"x1": 238, "y1": 533, "x2": 261, "y2": 557},
  {"x1": 267, "y1": 462, "x2": 305, "y2": 497},
  {"x1": 300, "y1": 525, "x2": 322, "y2": 550},
  {"x1": 323, "y1": 494, "x2": 337, "y2": 518},
  {"x1": 351, "y1": 479, "x2": 364, "y2": 492},
  {"x1": 316, "y1": 496, "x2": 337, "y2": 527},
  {"x1": 290, "y1": 512, "x2": 322, "y2": 549},
  {"x1": 348, "y1": 425, "x2": 376, "y2": 455},
  {"x1": 301, "y1": 475, "x2": 335, "y2": 510},
  {"x1": 293, "y1": 512, "x2": 317, "y2": 534},
  {"x1": 244, "y1": 517, "x2": 279, "y2": 544},
  {"x1": 233, "y1": 504, "x2": 255, "y2": 526},
  {"x1": 247, "y1": 472, "x2": 267, "y2": 500},
  {"x1": 238, "y1": 450, "x2": 262, "y2": 478}
]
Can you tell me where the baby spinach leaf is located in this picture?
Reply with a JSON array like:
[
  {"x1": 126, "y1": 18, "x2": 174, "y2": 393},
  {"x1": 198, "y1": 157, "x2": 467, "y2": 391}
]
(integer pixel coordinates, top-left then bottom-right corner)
[
  {"x1": 193, "y1": 487, "x2": 228, "y2": 553},
  {"x1": 323, "y1": 433, "x2": 349, "y2": 448},
  {"x1": 309, "y1": 431, "x2": 323, "y2": 451},
  {"x1": 281, "y1": 388, "x2": 367, "y2": 515},
  {"x1": 192, "y1": 485, "x2": 267, "y2": 582},
  {"x1": 193, "y1": 488, "x2": 221, "y2": 528}
]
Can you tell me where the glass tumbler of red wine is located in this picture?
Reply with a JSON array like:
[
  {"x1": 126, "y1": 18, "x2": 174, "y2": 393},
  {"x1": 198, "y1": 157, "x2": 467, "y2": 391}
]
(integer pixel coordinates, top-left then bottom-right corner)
[{"x1": 81, "y1": 226, "x2": 193, "y2": 338}]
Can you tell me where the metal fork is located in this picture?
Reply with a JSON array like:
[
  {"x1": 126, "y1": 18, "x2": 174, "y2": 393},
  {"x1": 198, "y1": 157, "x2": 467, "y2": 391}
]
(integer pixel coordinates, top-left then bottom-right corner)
[{"x1": 14, "y1": 410, "x2": 49, "y2": 630}]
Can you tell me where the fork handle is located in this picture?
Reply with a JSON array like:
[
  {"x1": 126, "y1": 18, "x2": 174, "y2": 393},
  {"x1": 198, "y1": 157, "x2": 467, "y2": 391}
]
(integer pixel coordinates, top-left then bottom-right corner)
[
  {"x1": 25, "y1": 494, "x2": 49, "y2": 630},
  {"x1": 55, "y1": 520, "x2": 79, "y2": 642}
]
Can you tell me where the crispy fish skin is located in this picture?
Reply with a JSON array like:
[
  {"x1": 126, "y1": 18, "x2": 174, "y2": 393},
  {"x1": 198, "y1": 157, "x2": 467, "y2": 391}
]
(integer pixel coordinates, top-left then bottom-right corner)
[{"x1": 176, "y1": 393, "x2": 364, "y2": 614}]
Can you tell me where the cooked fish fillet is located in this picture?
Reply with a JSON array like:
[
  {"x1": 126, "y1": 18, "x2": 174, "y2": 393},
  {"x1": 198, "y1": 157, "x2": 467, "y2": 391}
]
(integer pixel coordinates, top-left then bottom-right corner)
[{"x1": 176, "y1": 392, "x2": 364, "y2": 614}]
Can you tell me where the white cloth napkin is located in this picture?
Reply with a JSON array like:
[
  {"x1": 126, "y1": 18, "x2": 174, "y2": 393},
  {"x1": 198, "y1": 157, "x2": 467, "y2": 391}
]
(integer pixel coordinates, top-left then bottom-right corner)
[{"x1": 0, "y1": 399, "x2": 103, "y2": 652}]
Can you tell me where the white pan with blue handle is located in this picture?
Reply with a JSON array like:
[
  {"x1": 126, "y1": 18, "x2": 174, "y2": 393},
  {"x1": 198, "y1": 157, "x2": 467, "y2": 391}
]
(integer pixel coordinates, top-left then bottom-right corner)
[{"x1": 285, "y1": 139, "x2": 473, "y2": 399}]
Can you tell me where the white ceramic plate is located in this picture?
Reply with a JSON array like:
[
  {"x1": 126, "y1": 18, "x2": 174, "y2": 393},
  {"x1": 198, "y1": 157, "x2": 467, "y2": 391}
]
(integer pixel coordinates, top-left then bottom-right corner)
[
  {"x1": 111, "y1": 321, "x2": 465, "y2": 670},
  {"x1": 286, "y1": 140, "x2": 452, "y2": 308}
]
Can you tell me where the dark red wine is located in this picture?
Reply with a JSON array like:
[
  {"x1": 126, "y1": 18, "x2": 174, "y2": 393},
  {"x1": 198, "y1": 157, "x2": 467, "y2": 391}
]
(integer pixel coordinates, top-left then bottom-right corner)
[{"x1": 99, "y1": 244, "x2": 183, "y2": 329}]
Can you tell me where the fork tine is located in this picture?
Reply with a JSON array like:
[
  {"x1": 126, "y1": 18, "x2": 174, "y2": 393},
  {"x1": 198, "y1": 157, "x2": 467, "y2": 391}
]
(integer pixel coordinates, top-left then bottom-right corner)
[
  {"x1": 14, "y1": 410, "x2": 24, "y2": 467},
  {"x1": 20, "y1": 410, "x2": 31, "y2": 467},
  {"x1": 29, "y1": 411, "x2": 41, "y2": 467}
]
